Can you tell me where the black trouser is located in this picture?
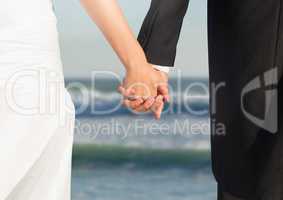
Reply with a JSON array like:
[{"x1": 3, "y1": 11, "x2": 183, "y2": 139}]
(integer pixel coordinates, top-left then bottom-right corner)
[{"x1": 139, "y1": 0, "x2": 283, "y2": 199}]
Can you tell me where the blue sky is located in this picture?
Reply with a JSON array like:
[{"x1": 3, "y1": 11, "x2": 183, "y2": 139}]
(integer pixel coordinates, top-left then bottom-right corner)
[{"x1": 54, "y1": 0, "x2": 208, "y2": 78}]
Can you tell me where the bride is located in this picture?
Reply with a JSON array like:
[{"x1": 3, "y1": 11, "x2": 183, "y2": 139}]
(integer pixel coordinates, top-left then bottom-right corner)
[{"x1": 0, "y1": 0, "x2": 168, "y2": 199}]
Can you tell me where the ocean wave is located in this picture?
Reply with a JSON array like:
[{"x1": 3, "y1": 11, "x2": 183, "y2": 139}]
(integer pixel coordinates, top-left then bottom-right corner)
[{"x1": 72, "y1": 144, "x2": 211, "y2": 169}]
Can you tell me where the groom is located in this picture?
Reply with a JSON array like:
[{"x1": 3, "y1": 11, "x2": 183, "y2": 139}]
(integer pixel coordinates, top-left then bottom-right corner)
[{"x1": 120, "y1": 0, "x2": 283, "y2": 199}]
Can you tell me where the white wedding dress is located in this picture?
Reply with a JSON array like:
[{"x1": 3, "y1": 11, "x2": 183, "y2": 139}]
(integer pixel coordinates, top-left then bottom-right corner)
[{"x1": 0, "y1": 0, "x2": 75, "y2": 199}]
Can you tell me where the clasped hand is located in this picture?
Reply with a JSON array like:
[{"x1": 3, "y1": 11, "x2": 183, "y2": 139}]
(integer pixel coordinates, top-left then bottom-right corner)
[{"x1": 118, "y1": 62, "x2": 170, "y2": 119}]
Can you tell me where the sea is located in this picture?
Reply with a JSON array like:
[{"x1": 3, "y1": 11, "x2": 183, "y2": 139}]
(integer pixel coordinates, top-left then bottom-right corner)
[{"x1": 66, "y1": 77, "x2": 217, "y2": 200}]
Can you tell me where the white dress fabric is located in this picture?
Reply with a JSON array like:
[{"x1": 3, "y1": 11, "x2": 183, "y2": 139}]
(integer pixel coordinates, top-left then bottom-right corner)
[{"x1": 0, "y1": 0, "x2": 75, "y2": 199}]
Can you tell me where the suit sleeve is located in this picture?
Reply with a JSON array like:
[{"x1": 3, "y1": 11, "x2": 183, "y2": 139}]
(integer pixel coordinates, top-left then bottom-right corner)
[{"x1": 138, "y1": 0, "x2": 189, "y2": 67}]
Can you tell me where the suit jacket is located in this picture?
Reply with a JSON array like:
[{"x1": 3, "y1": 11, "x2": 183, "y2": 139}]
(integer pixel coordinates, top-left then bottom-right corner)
[{"x1": 138, "y1": 0, "x2": 189, "y2": 67}]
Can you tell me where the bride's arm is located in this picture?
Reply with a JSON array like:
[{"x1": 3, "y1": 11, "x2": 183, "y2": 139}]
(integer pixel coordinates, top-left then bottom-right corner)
[
  {"x1": 80, "y1": 0, "x2": 147, "y2": 71},
  {"x1": 80, "y1": 0, "x2": 169, "y2": 119}
]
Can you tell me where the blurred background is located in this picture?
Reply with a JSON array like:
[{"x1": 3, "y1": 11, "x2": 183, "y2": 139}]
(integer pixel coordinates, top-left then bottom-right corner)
[{"x1": 53, "y1": 0, "x2": 216, "y2": 199}]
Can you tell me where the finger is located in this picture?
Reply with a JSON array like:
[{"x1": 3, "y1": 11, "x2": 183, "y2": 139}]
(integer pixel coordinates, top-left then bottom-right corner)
[
  {"x1": 123, "y1": 99, "x2": 131, "y2": 108},
  {"x1": 158, "y1": 85, "x2": 170, "y2": 102},
  {"x1": 151, "y1": 95, "x2": 164, "y2": 119},
  {"x1": 118, "y1": 85, "x2": 138, "y2": 100},
  {"x1": 132, "y1": 96, "x2": 155, "y2": 113},
  {"x1": 133, "y1": 105, "x2": 147, "y2": 113},
  {"x1": 123, "y1": 98, "x2": 144, "y2": 110},
  {"x1": 118, "y1": 85, "x2": 131, "y2": 96},
  {"x1": 143, "y1": 96, "x2": 155, "y2": 110}
]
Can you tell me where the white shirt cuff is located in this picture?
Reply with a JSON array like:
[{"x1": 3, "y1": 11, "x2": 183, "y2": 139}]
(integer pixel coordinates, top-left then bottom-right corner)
[{"x1": 152, "y1": 65, "x2": 171, "y2": 73}]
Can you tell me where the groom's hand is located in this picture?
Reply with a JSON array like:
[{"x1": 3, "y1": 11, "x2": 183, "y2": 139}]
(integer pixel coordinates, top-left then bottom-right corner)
[{"x1": 118, "y1": 64, "x2": 169, "y2": 119}]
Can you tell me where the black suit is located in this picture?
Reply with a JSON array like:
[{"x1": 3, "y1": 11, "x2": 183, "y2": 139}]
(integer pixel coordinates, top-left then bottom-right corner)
[{"x1": 138, "y1": 0, "x2": 283, "y2": 199}]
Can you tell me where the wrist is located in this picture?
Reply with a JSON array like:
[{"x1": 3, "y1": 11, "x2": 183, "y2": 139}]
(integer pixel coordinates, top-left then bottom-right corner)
[
  {"x1": 125, "y1": 58, "x2": 152, "y2": 74},
  {"x1": 123, "y1": 44, "x2": 152, "y2": 72}
]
